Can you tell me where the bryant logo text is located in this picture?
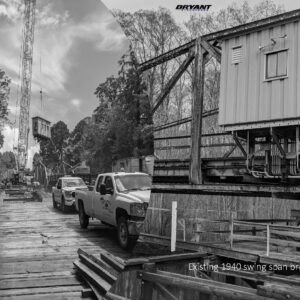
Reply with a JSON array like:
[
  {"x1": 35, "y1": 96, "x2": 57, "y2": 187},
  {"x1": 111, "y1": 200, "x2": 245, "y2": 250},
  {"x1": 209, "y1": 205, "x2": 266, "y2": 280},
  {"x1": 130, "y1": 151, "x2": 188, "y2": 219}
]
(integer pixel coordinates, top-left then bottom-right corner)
[{"x1": 176, "y1": 5, "x2": 212, "y2": 11}]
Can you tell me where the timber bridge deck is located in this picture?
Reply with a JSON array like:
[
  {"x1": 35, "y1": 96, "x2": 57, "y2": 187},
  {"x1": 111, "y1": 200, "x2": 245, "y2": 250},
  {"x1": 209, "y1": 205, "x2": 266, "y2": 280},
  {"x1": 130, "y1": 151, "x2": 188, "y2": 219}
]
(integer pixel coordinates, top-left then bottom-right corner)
[{"x1": 0, "y1": 190, "x2": 131, "y2": 299}]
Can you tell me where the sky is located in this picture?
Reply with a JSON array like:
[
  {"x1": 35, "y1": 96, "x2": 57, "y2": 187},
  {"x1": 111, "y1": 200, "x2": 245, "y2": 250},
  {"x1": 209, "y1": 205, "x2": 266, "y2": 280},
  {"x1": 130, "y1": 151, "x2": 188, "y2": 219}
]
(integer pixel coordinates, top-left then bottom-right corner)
[
  {"x1": 0, "y1": 0, "x2": 129, "y2": 167},
  {"x1": 1, "y1": 0, "x2": 299, "y2": 169},
  {"x1": 103, "y1": 0, "x2": 299, "y2": 22}
]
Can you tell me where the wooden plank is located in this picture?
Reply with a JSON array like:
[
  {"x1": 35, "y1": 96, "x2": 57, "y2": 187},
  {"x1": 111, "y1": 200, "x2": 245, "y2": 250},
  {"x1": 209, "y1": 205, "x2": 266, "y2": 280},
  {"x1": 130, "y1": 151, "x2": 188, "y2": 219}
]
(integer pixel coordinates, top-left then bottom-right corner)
[
  {"x1": 73, "y1": 260, "x2": 111, "y2": 296},
  {"x1": 82, "y1": 275, "x2": 103, "y2": 300},
  {"x1": 190, "y1": 37, "x2": 205, "y2": 184},
  {"x1": 257, "y1": 283, "x2": 300, "y2": 300},
  {"x1": 0, "y1": 285, "x2": 82, "y2": 297},
  {"x1": 157, "y1": 270, "x2": 258, "y2": 293},
  {"x1": 105, "y1": 292, "x2": 131, "y2": 300},
  {"x1": 0, "y1": 291, "x2": 89, "y2": 300},
  {"x1": 79, "y1": 253, "x2": 117, "y2": 284},
  {"x1": 100, "y1": 253, "x2": 125, "y2": 272},
  {"x1": 139, "y1": 271, "x2": 273, "y2": 300},
  {"x1": 78, "y1": 251, "x2": 119, "y2": 278},
  {"x1": 81, "y1": 287, "x2": 95, "y2": 298},
  {"x1": 0, "y1": 275, "x2": 81, "y2": 290}
]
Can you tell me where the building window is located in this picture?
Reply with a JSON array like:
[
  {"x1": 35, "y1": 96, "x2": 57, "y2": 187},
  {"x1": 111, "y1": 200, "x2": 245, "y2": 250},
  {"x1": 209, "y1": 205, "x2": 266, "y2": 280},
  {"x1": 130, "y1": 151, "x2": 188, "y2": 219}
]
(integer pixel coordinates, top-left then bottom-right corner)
[
  {"x1": 265, "y1": 50, "x2": 288, "y2": 80},
  {"x1": 232, "y1": 46, "x2": 242, "y2": 64}
]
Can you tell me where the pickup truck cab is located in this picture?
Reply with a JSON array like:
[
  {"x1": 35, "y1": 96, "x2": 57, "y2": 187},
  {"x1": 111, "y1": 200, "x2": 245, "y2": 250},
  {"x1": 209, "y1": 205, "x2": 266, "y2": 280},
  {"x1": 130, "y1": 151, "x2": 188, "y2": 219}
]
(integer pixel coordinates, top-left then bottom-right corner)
[
  {"x1": 75, "y1": 172, "x2": 151, "y2": 249},
  {"x1": 52, "y1": 176, "x2": 87, "y2": 212}
]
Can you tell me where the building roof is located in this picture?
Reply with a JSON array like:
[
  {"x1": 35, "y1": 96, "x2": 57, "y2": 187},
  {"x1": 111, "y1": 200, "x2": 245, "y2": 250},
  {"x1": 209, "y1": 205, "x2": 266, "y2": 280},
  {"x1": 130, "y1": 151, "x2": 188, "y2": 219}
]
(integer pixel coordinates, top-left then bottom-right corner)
[
  {"x1": 203, "y1": 8, "x2": 300, "y2": 42},
  {"x1": 139, "y1": 9, "x2": 300, "y2": 72}
]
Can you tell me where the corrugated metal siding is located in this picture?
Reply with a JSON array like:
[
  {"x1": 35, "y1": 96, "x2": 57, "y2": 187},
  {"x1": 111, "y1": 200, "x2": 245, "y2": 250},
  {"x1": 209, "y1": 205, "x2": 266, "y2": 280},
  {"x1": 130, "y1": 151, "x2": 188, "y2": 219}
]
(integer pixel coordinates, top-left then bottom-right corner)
[{"x1": 219, "y1": 21, "x2": 300, "y2": 129}]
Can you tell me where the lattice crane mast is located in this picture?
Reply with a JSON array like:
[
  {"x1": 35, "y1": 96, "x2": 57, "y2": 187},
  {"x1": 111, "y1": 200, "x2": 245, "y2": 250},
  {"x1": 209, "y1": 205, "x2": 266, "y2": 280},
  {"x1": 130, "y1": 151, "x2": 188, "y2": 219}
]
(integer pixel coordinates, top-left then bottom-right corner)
[{"x1": 17, "y1": 0, "x2": 36, "y2": 171}]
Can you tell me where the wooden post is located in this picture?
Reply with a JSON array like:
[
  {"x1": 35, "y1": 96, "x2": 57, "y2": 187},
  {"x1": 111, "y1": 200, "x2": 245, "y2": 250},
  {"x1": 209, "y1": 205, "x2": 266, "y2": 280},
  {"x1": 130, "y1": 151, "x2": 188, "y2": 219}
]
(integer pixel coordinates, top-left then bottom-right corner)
[
  {"x1": 229, "y1": 213, "x2": 234, "y2": 249},
  {"x1": 139, "y1": 263, "x2": 156, "y2": 300},
  {"x1": 190, "y1": 37, "x2": 205, "y2": 184},
  {"x1": 266, "y1": 224, "x2": 270, "y2": 256},
  {"x1": 171, "y1": 201, "x2": 177, "y2": 252}
]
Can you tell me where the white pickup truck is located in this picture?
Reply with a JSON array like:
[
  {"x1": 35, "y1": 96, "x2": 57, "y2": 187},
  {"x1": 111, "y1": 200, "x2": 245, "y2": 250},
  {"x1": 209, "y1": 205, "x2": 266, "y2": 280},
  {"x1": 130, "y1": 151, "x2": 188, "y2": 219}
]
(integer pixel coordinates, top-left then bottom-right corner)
[
  {"x1": 75, "y1": 172, "x2": 151, "y2": 249},
  {"x1": 52, "y1": 176, "x2": 87, "y2": 212}
]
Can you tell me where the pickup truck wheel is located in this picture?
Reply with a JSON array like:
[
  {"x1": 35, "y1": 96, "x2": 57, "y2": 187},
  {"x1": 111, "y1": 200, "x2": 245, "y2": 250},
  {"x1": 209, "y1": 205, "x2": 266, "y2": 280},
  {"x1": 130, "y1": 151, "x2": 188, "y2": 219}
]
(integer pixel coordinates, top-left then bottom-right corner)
[
  {"x1": 117, "y1": 217, "x2": 130, "y2": 249},
  {"x1": 61, "y1": 197, "x2": 66, "y2": 213},
  {"x1": 79, "y1": 203, "x2": 89, "y2": 228},
  {"x1": 52, "y1": 194, "x2": 57, "y2": 209}
]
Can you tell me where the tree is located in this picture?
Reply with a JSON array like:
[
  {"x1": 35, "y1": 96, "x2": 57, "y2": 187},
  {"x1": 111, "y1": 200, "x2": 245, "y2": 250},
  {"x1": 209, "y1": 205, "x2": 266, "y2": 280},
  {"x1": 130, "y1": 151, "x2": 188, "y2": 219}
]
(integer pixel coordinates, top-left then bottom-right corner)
[
  {"x1": 86, "y1": 48, "x2": 153, "y2": 173},
  {"x1": 64, "y1": 117, "x2": 92, "y2": 166},
  {"x1": 113, "y1": 8, "x2": 184, "y2": 124},
  {"x1": 0, "y1": 151, "x2": 16, "y2": 180},
  {"x1": 0, "y1": 69, "x2": 11, "y2": 148},
  {"x1": 39, "y1": 121, "x2": 69, "y2": 172}
]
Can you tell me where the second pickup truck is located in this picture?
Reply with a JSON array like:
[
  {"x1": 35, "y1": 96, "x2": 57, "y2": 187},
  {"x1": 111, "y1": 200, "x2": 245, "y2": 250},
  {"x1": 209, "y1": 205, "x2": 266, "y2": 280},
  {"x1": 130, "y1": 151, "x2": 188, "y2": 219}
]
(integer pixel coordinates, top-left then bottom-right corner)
[{"x1": 75, "y1": 172, "x2": 151, "y2": 249}]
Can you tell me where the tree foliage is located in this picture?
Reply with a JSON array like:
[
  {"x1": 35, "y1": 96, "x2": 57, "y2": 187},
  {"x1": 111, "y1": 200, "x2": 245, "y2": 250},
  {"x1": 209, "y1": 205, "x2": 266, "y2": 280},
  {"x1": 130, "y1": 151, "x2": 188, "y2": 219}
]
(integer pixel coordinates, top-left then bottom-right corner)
[
  {"x1": 88, "y1": 49, "x2": 153, "y2": 173},
  {"x1": 114, "y1": 0, "x2": 284, "y2": 124},
  {"x1": 0, "y1": 151, "x2": 16, "y2": 180},
  {"x1": 0, "y1": 69, "x2": 11, "y2": 148},
  {"x1": 39, "y1": 121, "x2": 69, "y2": 172}
]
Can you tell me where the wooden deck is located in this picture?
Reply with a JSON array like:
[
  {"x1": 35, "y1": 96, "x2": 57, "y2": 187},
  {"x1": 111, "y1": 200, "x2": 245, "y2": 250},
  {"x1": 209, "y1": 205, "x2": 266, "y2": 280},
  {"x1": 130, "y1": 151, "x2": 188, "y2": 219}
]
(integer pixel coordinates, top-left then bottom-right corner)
[{"x1": 0, "y1": 191, "x2": 131, "y2": 299}]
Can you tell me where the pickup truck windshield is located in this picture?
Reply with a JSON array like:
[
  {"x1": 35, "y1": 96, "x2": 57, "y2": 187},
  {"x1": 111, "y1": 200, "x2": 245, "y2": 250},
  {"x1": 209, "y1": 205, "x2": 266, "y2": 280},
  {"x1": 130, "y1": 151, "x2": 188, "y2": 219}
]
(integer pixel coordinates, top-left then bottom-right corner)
[
  {"x1": 115, "y1": 174, "x2": 151, "y2": 192},
  {"x1": 62, "y1": 178, "x2": 86, "y2": 187}
]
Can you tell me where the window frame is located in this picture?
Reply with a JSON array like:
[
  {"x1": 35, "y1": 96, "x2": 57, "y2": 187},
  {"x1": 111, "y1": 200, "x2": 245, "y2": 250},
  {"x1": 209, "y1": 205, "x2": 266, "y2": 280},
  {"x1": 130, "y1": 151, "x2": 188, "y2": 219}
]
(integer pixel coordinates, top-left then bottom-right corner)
[
  {"x1": 264, "y1": 48, "x2": 288, "y2": 82},
  {"x1": 104, "y1": 176, "x2": 114, "y2": 194},
  {"x1": 95, "y1": 176, "x2": 104, "y2": 193}
]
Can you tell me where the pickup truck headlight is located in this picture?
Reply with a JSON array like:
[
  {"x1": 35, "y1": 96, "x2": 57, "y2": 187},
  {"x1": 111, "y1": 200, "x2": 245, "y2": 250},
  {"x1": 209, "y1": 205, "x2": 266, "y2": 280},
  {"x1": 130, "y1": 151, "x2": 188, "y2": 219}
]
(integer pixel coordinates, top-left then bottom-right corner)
[
  {"x1": 130, "y1": 203, "x2": 147, "y2": 217},
  {"x1": 64, "y1": 191, "x2": 73, "y2": 198}
]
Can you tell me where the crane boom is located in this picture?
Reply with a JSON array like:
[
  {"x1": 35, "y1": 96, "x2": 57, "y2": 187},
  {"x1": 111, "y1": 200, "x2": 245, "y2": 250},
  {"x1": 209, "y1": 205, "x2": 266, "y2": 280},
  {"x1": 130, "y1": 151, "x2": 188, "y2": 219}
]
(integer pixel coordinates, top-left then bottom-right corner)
[{"x1": 17, "y1": 0, "x2": 36, "y2": 170}]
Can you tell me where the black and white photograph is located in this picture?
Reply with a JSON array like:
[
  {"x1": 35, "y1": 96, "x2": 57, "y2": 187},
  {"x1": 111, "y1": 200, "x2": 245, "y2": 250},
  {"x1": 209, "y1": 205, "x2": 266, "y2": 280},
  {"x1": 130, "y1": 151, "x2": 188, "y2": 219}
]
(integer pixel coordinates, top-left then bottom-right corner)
[{"x1": 1, "y1": 0, "x2": 300, "y2": 299}]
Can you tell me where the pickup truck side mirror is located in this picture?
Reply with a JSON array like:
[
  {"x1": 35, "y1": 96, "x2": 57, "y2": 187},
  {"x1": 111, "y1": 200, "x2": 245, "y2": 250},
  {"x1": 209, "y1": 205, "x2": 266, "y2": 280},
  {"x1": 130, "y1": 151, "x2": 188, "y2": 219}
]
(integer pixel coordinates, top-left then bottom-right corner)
[{"x1": 99, "y1": 184, "x2": 106, "y2": 195}]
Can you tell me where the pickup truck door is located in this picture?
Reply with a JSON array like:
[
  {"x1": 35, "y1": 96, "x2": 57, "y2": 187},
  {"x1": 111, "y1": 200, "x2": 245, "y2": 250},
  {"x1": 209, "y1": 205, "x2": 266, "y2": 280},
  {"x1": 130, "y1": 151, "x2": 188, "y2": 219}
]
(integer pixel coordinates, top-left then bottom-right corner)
[
  {"x1": 92, "y1": 176, "x2": 103, "y2": 219},
  {"x1": 99, "y1": 176, "x2": 115, "y2": 224},
  {"x1": 54, "y1": 179, "x2": 62, "y2": 203}
]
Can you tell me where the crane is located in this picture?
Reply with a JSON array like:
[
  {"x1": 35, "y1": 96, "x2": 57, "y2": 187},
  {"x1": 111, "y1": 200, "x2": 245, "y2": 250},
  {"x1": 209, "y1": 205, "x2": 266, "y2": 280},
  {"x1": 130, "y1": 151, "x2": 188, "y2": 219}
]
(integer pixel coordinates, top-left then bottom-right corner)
[{"x1": 17, "y1": 0, "x2": 36, "y2": 171}]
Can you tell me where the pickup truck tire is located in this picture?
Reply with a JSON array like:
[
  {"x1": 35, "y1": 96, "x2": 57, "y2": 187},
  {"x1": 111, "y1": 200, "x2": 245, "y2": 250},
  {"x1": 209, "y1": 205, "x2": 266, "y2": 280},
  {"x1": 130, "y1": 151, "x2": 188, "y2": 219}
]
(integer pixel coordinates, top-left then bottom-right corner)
[
  {"x1": 117, "y1": 216, "x2": 131, "y2": 249},
  {"x1": 78, "y1": 202, "x2": 89, "y2": 228},
  {"x1": 52, "y1": 194, "x2": 57, "y2": 209}
]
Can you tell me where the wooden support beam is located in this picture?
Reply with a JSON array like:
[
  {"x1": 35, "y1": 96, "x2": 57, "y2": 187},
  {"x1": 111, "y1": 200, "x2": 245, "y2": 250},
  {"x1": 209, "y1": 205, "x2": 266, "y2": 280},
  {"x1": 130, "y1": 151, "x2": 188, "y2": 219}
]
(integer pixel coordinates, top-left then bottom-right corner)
[
  {"x1": 73, "y1": 260, "x2": 111, "y2": 296},
  {"x1": 152, "y1": 52, "x2": 194, "y2": 115},
  {"x1": 139, "y1": 263, "x2": 156, "y2": 300},
  {"x1": 155, "y1": 282, "x2": 179, "y2": 300},
  {"x1": 100, "y1": 253, "x2": 125, "y2": 272},
  {"x1": 200, "y1": 39, "x2": 221, "y2": 63},
  {"x1": 78, "y1": 253, "x2": 117, "y2": 284},
  {"x1": 232, "y1": 132, "x2": 247, "y2": 158},
  {"x1": 139, "y1": 270, "x2": 273, "y2": 300},
  {"x1": 190, "y1": 37, "x2": 206, "y2": 184},
  {"x1": 257, "y1": 283, "x2": 300, "y2": 300},
  {"x1": 138, "y1": 40, "x2": 195, "y2": 72}
]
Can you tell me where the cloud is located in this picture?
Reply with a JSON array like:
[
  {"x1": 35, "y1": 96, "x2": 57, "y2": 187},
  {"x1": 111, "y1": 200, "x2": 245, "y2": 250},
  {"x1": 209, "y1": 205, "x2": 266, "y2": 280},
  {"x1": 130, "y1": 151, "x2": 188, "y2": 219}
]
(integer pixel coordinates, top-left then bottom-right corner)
[
  {"x1": 70, "y1": 98, "x2": 81, "y2": 111},
  {"x1": 27, "y1": 143, "x2": 40, "y2": 169},
  {"x1": 1, "y1": 124, "x2": 40, "y2": 169},
  {"x1": 1, "y1": 125, "x2": 17, "y2": 153},
  {"x1": 0, "y1": 0, "x2": 22, "y2": 21}
]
